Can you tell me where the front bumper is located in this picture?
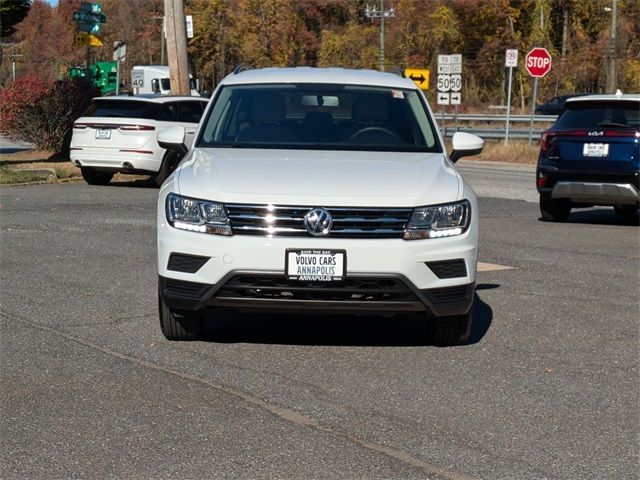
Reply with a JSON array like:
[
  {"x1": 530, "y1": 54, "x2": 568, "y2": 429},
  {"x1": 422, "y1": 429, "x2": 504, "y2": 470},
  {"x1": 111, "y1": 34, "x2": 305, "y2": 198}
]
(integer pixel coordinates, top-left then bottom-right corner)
[
  {"x1": 159, "y1": 273, "x2": 475, "y2": 317},
  {"x1": 157, "y1": 217, "x2": 478, "y2": 318}
]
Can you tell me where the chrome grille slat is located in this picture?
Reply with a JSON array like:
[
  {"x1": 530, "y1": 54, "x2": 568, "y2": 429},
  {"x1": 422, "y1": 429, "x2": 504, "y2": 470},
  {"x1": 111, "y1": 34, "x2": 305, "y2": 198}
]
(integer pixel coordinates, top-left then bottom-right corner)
[
  {"x1": 225, "y1": 203, "x2": 411, "y2": 238},
  {"x1": 332, "y1": 217, "x2": 406, "y2": 223},
  {"x1": 228, "y1": 213, "x2": 305, "y2": 222}
]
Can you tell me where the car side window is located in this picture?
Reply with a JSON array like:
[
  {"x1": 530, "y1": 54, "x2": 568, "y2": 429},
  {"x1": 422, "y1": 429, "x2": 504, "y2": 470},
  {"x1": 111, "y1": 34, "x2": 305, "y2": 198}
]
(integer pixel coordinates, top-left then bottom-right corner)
[
  {"x1": 158, "y1": 103, "x2": 178, "y2": 122},
  {"x1": 178, "y1": 101, "x2": 205, "y2": 124}
]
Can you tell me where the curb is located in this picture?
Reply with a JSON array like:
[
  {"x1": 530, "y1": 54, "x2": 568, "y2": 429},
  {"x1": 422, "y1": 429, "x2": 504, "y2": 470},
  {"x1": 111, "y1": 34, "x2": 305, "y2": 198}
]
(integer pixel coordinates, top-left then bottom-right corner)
[{"x1": 0, "y1": 176, "x2": 84, "y2": 187}]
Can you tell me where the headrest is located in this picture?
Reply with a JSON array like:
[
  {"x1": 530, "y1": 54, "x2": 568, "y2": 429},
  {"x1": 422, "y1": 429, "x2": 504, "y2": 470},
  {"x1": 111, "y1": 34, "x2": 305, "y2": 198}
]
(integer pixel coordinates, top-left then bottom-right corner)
[
  {"x1": 303, "y1": 111, "x2": 333, "y2": 127},
  {"x1": 250, "y1": 94, "x2": 286, "y2": 122},
  {"x1": 352, "y1": 95, "x2": 389, "y2": 122}
]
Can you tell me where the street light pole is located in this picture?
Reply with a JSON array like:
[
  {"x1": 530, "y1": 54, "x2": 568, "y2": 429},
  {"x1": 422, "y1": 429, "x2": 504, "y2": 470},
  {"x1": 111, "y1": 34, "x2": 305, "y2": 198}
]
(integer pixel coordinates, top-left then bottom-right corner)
[
  {"x1": 607, "y1": 0, "x2": 617, "y2": 93},
  {"x1": 365, "y1": 1, "x2": 395, "y2": 71},
  {"x1": 10, "y1": 55, "x2": 23, "y2": 81}
]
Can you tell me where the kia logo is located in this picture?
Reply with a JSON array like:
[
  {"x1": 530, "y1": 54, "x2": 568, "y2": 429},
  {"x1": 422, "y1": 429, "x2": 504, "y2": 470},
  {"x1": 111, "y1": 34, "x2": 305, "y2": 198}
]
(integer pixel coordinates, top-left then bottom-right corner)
[
  {"x1": 588, "y1": 131, "x2": 604, "y2": 136},
  {"x1": 304, "y1": 208, "x2": 333, "y2": 236}
]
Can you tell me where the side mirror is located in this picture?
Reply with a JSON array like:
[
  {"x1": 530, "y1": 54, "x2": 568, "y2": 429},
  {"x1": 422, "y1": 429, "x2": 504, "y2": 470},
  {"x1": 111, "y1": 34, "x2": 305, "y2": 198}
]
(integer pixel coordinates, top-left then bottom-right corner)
[
  {"x1": 151, "y1": 78, "x2": 161, "y2": 94},
  {"x1": 449, "y1": 132, "x2": 484, "y2": 163},
  {"x1": 157, "y1": 126, "x2": 188, "y2": 157}
]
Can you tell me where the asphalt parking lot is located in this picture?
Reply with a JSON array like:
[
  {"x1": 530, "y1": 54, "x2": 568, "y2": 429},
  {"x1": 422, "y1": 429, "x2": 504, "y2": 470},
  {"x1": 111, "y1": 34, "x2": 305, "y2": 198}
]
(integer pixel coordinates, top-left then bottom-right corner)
[{"x1": 1, "y1": 168, "x2": 638, "y2": 480}]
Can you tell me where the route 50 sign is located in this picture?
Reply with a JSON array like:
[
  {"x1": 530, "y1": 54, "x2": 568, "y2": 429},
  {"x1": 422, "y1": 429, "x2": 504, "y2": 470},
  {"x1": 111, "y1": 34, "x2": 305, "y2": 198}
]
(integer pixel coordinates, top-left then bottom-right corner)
[
  {"x1": 437, "y1": 54, "x2": 462, "y2": 105},
  {"x1": 437, "y1": 75, "x2": 450, "y2": 92}
]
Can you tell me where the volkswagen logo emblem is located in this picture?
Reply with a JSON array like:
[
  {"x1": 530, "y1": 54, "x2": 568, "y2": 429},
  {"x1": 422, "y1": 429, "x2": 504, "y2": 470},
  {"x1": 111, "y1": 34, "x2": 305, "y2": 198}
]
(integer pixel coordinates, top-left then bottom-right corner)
[{"x1": 304, "y1": 208, "x2": 333, "y2": 236}]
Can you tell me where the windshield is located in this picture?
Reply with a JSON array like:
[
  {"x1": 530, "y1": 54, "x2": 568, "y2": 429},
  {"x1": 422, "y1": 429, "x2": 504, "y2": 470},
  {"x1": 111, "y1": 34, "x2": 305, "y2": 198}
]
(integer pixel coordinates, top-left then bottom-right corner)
[
  {"x1": 198, "y1": 84, "x2": 441, "y2": 152},
  {"x1": 87, "y1": 100, "x2": 159, "y2": 119},
  {"x1": 558, "y1": 101, "x2": 640, "y2": 129}
]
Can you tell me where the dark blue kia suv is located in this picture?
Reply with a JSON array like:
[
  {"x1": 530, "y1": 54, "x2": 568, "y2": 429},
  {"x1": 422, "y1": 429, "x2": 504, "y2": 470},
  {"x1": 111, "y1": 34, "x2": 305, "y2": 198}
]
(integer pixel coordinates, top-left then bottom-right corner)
[{"x1": 536, "y1": 92, "x2": 639, "y2": 221}]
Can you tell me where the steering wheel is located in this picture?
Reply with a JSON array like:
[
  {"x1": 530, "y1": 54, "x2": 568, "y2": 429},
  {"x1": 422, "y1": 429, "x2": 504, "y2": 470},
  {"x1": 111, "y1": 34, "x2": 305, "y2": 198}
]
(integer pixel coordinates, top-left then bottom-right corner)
[{"x1": 349, "y1": 126, "x2": 400, "y2": 141}]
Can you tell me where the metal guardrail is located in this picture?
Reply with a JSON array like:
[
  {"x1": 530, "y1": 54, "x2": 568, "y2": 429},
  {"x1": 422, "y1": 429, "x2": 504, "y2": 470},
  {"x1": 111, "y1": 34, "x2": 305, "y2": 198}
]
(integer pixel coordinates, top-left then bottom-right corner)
[
  {"x1": 440, "y1": 113, "x2": 558, "y2": 122},
  {"x1": 437, "y1": 113, "x2": 558, "y2": 140}
]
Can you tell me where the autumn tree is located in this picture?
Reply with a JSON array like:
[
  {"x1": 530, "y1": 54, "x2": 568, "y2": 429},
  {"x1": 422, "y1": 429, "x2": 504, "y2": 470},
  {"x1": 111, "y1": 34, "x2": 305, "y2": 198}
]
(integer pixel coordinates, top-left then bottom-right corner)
[
  {"x1": 233, "y1": 0, "x2": 310, "y2": 67},
  {"x1": 318, "y1": 22, "x2": 379, "y2": 69},
  {"x1": 3, "y1": 0, "x2": 639, "y2": 108},
  {"x1": 186, "y1": 0, "x2": 240, "y2": 91},
  {"x1": 0, "y1": 0, "x2": 31, "y2": 37}
]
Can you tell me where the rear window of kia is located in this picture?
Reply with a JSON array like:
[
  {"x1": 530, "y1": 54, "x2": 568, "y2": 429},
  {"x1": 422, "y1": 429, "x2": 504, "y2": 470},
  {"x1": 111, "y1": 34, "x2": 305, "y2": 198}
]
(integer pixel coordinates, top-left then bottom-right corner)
[
  {"x1": 557, "y1": 101, "x2": 640, "y2": 129},
  {"x1": 87, "y1": 100, "x2": 160, "y2": 119}
]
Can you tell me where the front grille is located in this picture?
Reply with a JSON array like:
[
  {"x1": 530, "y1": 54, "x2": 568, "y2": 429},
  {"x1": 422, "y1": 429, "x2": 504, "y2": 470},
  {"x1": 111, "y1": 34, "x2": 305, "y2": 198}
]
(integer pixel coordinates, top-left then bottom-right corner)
[
  {"x1": 225, "y1": 204, "x2": 412, "y2": 238},
  {"x1": 214, "y1": 275, "x2": 422, "y2": 305},
  {"x1": 426, "y1": 259, "x2": 467, "y2": 279},
  {"x1": 167, "y1": 253, "x2": 210, "y2": 273}
]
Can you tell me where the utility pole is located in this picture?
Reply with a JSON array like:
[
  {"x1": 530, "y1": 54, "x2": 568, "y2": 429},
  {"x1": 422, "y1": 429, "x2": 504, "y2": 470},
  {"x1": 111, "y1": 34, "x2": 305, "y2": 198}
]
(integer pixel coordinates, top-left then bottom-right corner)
[
  {"x1": 365, "y1": 1, "x2": 395, "y2": 72},
  {"x1": 605, "y1": 0, "x2": 617, "y2": 93},
  {"x1": 164, "y1": 0, "x2": 190, "y2": 95}
]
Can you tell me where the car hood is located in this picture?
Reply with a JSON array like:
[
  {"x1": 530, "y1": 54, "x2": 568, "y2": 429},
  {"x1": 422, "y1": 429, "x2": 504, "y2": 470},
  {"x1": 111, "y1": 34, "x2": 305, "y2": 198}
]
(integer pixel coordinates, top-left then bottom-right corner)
[{"x1": 175, "y1": 148, "x2": 462, "y2": 207}]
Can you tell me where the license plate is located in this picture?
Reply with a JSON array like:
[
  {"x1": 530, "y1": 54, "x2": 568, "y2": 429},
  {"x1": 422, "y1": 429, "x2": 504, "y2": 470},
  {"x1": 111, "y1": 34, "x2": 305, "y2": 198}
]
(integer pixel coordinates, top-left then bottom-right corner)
[
  {"x1": 583, "y1": 143, "x2": 609, "y2": 157},
  {"x1": 95, "y1": 129, "x2": 111, "y2": 139},
  {"x1": 286, "y1": 249, "x2": 346, "y2": 282}
]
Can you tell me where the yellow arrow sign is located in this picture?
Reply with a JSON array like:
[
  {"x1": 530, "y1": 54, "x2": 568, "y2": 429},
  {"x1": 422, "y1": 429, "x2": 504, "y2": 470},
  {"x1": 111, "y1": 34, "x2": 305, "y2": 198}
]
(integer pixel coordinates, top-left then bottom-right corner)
[
  {"x1": 75, "y1": 32, "x2": 104, "y2": 47},
  {"x1": 404, "y1": 68, "x2": 430, "y2": 90}
]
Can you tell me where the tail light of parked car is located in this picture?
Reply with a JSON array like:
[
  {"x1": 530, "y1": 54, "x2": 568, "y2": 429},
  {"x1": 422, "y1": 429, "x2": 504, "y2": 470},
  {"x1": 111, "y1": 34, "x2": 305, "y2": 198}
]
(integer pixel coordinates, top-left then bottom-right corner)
[
  {"x1": 118, "y1": 125, "x2": 156, "y2": 131},
  {"x1": 536, "y1": 171, "x2": 548, "y2": 188},
  {"x1": 540, "y1": 130, "x2": 587, "y2": 155},
  {"x1": 541, "y1": 129, "x2": 640, "y2": 154},
  {"x1": 72, "y1": 123, "x2": 155, "y2": 131}
]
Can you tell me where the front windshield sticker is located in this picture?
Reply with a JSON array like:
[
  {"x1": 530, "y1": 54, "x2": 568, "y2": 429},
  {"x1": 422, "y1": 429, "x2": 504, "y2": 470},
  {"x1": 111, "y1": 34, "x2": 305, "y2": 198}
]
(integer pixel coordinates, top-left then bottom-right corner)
[{"x1": 391, "y1": 90, "x2": 405, "y2": 99}]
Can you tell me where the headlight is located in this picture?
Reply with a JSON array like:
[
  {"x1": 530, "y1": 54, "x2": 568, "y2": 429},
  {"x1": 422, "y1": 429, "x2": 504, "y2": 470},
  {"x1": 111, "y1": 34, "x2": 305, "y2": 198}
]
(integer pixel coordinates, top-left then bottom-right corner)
[
  {"x1": 403, "y1": 200, "x2": 470, "y2": 240},
  {"x1": 166, "y1": 193, "x2": 232, "y2": 235}
]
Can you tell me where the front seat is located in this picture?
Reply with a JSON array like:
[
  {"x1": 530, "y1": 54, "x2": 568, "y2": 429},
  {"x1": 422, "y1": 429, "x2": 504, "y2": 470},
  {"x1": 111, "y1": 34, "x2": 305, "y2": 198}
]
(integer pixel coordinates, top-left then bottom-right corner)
[
  {"x1": 237, "y1": 94, "x2": 296, "y2": 142},
  {"x1": 342, "y1": 94, "x2": 401, "y2": 144}
]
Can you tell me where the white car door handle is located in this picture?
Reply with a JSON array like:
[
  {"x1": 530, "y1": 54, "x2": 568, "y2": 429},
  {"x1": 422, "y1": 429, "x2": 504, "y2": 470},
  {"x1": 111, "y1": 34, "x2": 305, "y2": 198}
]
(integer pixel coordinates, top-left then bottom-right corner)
[{"x1": 186, "y1": 129, "x2": 196, "y2": 134}]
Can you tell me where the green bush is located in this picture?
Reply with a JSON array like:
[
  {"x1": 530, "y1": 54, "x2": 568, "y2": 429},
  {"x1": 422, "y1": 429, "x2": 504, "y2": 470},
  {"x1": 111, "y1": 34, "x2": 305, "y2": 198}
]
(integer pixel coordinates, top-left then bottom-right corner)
[{"x1": 0, "y1": 76, "x2": 98, "y2": 153}]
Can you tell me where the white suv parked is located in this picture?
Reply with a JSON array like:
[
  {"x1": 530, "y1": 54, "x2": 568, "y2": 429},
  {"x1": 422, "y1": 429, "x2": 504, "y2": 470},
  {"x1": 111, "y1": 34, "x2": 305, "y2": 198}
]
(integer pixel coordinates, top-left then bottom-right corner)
[
  {"x1": 70, "y1": 95, "x2": 208, "y2": 186},
  {"x1": 156, "y1": 67, "x2": 484, "y2": 346}
]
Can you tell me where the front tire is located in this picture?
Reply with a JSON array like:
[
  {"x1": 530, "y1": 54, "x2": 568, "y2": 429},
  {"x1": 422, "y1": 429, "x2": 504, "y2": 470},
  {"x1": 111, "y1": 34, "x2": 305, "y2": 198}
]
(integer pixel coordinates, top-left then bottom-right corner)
[
  {"x1": 155, "y1": 151, "x2": 181, "y2": 187},
  {"x1": 614, "y1": 205, "x2": 638, "y2": 219},
  {"x1": 540, "y1": 196, "x2": 571, "y2": 222},
  {"x1": 431, "y1": 310, "x2": 473, "y2": 347},
  {"x1": 158, "y1": 294, "x2": 202, "y2": 341},
  {"x1": 81, "y1": 167, "x2": 113, "y2": 186}
]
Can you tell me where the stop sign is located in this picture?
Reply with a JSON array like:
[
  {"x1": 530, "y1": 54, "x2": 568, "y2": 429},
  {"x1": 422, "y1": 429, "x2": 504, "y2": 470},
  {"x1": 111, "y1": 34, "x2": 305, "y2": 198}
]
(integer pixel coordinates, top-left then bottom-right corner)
[{"x1": 525, "y1": 47, "x2": 552, "y2": 78}]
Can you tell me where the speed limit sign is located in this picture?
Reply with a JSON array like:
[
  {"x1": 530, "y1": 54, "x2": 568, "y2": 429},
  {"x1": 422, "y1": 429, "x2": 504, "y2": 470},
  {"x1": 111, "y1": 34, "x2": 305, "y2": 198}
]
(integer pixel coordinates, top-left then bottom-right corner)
[{"x1": 131, "y1": 69, "x2": 144, "y2": 88}]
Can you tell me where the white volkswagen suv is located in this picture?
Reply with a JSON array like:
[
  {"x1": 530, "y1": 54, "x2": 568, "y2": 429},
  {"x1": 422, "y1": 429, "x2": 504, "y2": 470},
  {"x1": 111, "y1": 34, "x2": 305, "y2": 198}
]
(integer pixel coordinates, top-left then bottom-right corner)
[{"x1": 156, "y1": 67, "x2": 484, "y2": 346}]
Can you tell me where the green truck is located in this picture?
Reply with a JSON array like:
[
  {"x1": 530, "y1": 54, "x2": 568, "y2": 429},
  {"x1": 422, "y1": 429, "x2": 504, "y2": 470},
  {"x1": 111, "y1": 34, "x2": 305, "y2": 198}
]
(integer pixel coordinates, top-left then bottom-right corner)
[{"x1": 69, "y1": 61, "x2": 118, "y2": 95}]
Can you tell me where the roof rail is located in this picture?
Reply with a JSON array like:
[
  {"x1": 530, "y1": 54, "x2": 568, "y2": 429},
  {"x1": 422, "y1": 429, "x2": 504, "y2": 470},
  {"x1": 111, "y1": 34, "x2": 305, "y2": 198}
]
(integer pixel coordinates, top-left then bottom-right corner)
[
  {"x1": 233, "y1": 65, "x2": 251, "y2": 75},
  {"x1": 387, "y1": 67, "x2": 405, "y2": 78}
]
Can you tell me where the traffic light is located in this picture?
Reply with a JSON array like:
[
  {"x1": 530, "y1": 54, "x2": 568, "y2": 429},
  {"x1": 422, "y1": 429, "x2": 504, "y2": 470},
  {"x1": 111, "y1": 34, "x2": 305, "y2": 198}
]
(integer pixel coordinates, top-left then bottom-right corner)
[{"x1": 73, "y1": 3, "x2": 106, "y2": 35}]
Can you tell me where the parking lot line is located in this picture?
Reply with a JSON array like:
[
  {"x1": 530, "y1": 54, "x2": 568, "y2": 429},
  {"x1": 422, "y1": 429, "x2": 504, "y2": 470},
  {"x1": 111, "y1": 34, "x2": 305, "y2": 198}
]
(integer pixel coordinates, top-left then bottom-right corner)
[{"x1": 477, "y1": 261, "x2": 515, "y2": 272}]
